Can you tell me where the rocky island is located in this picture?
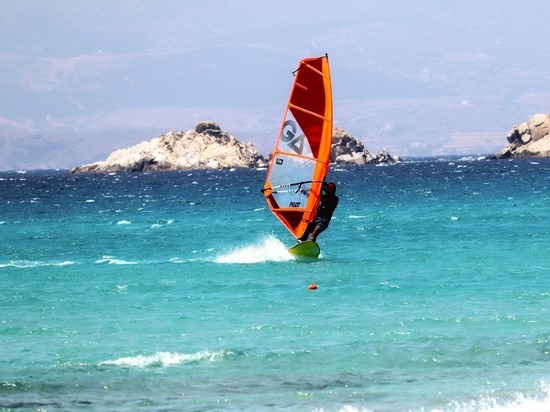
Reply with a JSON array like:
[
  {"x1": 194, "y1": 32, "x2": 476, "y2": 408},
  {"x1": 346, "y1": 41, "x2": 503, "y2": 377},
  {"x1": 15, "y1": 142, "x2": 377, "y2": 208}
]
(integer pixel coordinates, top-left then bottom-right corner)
[
  {"x1": 489, "y1": 113, "x2": 550, "y2": 159},
  {"x1": 331, "y1": 127, "x2": 400, "y2": 165},
  {"x1": 70, "y1": 122, "x2": 266, "y2": 173},
  {"x1": 70, "y1": 121, "x2": 399, "y2": 173}
]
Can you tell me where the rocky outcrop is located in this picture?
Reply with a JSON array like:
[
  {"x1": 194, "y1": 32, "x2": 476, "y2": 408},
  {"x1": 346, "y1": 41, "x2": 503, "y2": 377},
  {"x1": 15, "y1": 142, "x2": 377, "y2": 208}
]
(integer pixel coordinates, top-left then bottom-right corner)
[
  {"x1": 331, "y1": 127, "x2": 400, "y2": 164},
  {"x1": 489, "y1": 114, "x2": 550, "y2": 159},
  {"x1": 70, "y1": 122, "x2": 267, "y2": 173},
  {"x1": 70, "y1": 122, "x2": 401, "y2": 174}
]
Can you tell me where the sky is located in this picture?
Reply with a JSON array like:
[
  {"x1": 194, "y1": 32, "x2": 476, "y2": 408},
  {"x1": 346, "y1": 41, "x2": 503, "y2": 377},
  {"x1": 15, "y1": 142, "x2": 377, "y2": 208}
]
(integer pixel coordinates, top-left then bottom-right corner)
[{"x1": 1, "y1": 0, "x2": 550, "y2": 170}]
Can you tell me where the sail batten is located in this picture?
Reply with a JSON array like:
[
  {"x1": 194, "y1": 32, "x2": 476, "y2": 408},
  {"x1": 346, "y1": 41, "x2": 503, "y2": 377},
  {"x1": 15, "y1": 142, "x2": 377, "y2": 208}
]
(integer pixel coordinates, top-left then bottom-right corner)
[
  {"x1": 287, "y1": 103, "x2": 328, "y2": 120},
  {"x1": 263, "y1": 55, "x2": 333, "y2": 240}
]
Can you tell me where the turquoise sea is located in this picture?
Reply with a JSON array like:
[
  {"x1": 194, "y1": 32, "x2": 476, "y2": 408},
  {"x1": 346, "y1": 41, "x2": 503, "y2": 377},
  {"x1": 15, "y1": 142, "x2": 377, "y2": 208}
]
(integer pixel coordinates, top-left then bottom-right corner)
[{"x1": 1, "y1": 157, "x2": 549, "y2": 411}]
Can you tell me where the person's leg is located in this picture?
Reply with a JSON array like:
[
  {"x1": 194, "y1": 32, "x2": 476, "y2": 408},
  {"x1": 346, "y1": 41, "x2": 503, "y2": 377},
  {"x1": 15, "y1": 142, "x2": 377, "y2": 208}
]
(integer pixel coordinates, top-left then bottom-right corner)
[
  {"x1": 298, "y1": 222, "x2": 314, "y2": 242},
  {"x1": 310, "y1": 218, "x2": 329, "y2": 242},
  {"x1": 311, "y1": 226, "x2": 323, "y2": 242}
]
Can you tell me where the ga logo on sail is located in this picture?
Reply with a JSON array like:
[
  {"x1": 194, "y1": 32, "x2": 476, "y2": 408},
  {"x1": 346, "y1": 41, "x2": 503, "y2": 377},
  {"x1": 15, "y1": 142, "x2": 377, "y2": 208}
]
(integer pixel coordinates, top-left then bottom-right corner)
[{"x1": 280, "y1": 119, "x2": 304, "y2": 155}]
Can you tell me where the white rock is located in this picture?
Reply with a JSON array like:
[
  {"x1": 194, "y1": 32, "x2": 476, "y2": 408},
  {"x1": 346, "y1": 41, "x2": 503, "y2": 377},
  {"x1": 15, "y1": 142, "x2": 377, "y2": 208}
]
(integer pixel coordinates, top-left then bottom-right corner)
[
  {"x1": 491, "y1": 113, "x2": 550, "y2": 159},
  {"x1": 71, "y1": 121, "x2": 267, "y2": 173}
]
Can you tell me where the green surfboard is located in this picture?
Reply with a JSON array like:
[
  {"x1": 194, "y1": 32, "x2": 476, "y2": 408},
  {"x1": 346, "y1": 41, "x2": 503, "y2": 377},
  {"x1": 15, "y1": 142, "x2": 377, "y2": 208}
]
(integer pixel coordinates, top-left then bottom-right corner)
[{"x1": 288, "y1": 240, "x2": 320, "y2": 258}]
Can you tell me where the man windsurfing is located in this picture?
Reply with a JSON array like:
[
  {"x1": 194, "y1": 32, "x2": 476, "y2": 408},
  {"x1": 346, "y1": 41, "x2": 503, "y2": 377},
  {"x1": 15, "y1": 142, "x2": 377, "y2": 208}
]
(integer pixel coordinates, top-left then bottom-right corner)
[{"x1": 298, "y1": 182, "x2": 338, "y2": 242}]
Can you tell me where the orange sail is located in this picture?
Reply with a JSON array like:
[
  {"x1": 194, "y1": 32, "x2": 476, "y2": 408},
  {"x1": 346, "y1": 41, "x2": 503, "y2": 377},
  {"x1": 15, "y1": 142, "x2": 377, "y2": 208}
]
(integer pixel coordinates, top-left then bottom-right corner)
[{"x1": 262, "y1": 54, "x2": 333, "y2": 239}]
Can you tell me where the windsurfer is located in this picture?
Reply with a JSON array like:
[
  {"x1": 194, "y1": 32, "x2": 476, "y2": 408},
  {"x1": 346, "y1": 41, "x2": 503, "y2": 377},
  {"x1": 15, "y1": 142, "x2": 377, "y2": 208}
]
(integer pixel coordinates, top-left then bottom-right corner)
[{"x1": 298, "y1": 182, "x2": 339, "y2": 242}]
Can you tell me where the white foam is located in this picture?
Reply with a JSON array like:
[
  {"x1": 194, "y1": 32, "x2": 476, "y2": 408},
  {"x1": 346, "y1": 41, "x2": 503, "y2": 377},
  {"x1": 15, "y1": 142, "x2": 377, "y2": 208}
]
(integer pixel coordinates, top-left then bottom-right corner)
[
  {"x1": 55, "y1": 261, "x2": 75, "y2": 266},
  {"x1": 151, "y1": 219, "x2": 175, "y2": 229},
  {"x1": 444, "y1": 381, "x2": 550, "y2": 412},
  {"x1": 216, "y1": 235, "x2": 293, "y2": 264},
  {"x1": 334, "y1": 406, "x2": 373, "y2": 412},
  {"x1": 99, "y1": 350, "x2": 225, "y2": 368},
  {"x1": 327, "y1": 384, "x2": 550, "y2": 412},
  {"x1": 0, "y1": 260, "x2": 75, "y2": 268},
  {"x1": 95, "y1": 256, "x2": 137, "y2": 265}
]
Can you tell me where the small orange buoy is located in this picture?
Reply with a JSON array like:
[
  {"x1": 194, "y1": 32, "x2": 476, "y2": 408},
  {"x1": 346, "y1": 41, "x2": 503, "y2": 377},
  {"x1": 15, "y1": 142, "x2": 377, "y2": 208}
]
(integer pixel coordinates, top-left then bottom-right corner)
[{"x1": 308, "y1": 283, "x2": 318, "y2": 290}]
